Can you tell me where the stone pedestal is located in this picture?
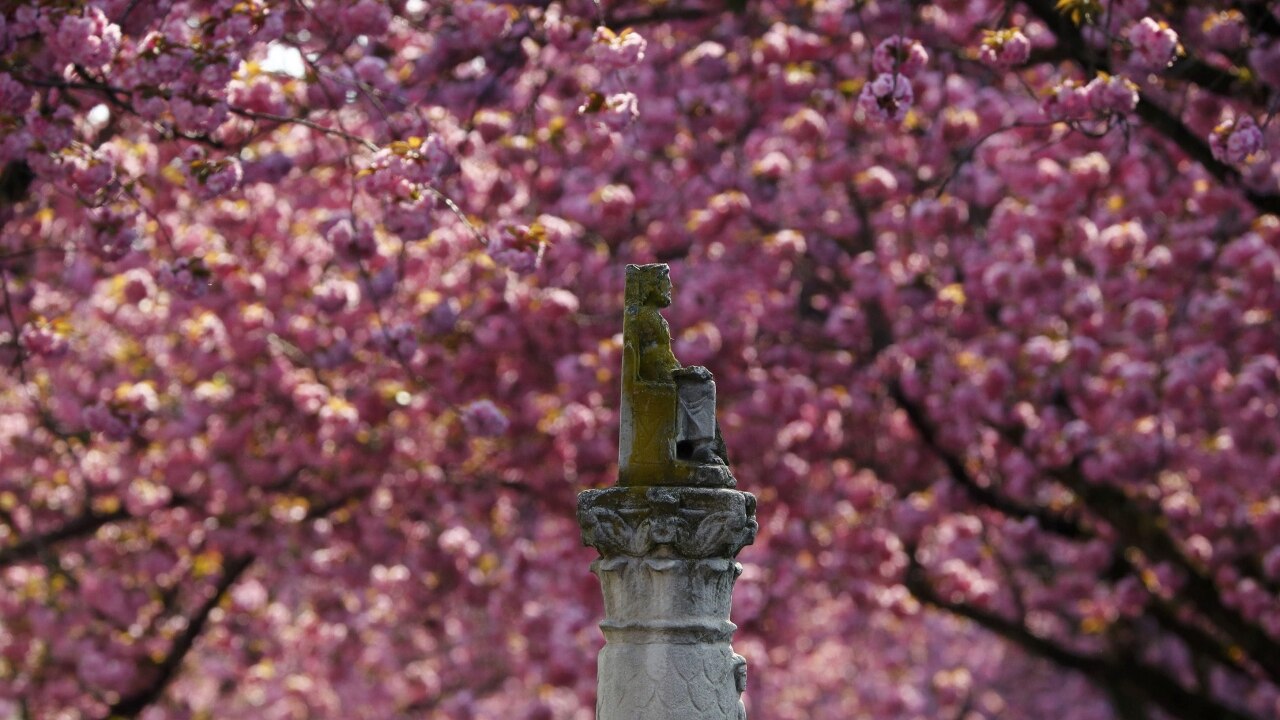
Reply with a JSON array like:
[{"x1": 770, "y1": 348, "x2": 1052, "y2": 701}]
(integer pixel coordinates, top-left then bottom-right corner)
[{"x1": 579, "y1": 486, "x2": 757, "y2": 719}]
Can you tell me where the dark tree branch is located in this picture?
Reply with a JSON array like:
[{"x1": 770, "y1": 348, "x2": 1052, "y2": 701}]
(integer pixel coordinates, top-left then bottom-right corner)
[
  {"x1": 0, "y1": 160, "x2": 35, "y2": 204},
  {"x1": 228, "y1": 107, "x2": 379, "y2": 150},
  {"x1": 610, "y1": 7, "x2": 720, "y2": 26},
  {"x1": 0, "y1": 508, "x2": 129, "y2": 568},
  {"x1": 888, "y1": 382, "x2": 1088, "y2": 539},
  {"x1": 1235, "y1": 2, "x2": 1280, "y2": 38},
  {"x1": 1146, "y1": 596, "x2": 1253, "y2": 678},
  {"x1": 904, "y1": 548, "x2": 1261, "y2": 720},
  {"x1": 1047, "y1": 461, "x2": 1280, "y2": 686},
  {"x1": 105, "y1": 555, "x2": 255, "y2": 719}
]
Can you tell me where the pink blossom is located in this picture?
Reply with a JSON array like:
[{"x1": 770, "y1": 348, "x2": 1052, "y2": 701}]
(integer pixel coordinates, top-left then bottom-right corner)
[
  {"x1": 197, "y1": 158, "x2": 244, "y2": 198},
  {"x1": 67, "y1": 154, "x2": 115, "y2": 195},
  {"x1": 489, "y1": 222, "x2": 546, "y2": 274},
  {"x1": 120, "y1": 269, "x2": 156, "y2": 304},
  {"x1": 170, "y1": 96, "x2": 229, "y2": 133},
  {"x1": 0, "y1": 72, "x2": 31, "y2": 114},
  {"x1": 1248, "y1": 40, "x2": 1280, "y2": 89},
  {"x1": 1090, "y1": 221, "x2": 1148, "y2": 271},
  {"x1": 424, "y1": 298, "x2": 461, "y2": 336},
  {"x1": 1124, "y1": 298, "x2": 1168, "y2": 335},
  {"x1": 313, "y1": 277, "x2": 360, "y2": 313},
  {"x1": 76, "y1": 647, "x2": 136, "y2": 689},
  {"x1": 327, "y1": 217, "x2": 377, "y2": 261},
  {"x1": 82, "y1": 207, "x2": 139, "y2": 261},
  {"x1": 1201, "y1": 10, "x2": 1247, "y2": 50},
  {"x1": 383, "y1": 197, "x2": 434, "y2": 240},
  {"x1": 318, "y1": 396, "x2": 360, "y2": 438},
  {"x1": 1127, "y1": 17, "x2": 1179, "y2": 70},
  {"x1": 229, "y1": 77, "x2": 287, "y2": 115},
  {"x1": 371, "y1": 322, "x2": 419, "y2": 359},
  {"x1": 856, "y1": 166, "x2": 898, "y2": 199},
  {"x1": 460, "y1": 399, "x2": 508, "y2": 437},
  {"x1": 241, "y1": 151, "x2": 293, "y2": 185},
  {"x1": 83, "y1": 403, "x2": 131, "y2": 440},
  {"x1": 19, "y1": 318, "x2": 69, "y2": 358},
  {"x1": 858, "y1": 73, "x2": 913, "y2": 123},
  {"x1": 595, "y1": 184, "x2": 635, "y2": 222},
  {"x1": 364, "y1": 135, "x2": 451, "y2": 187},
  {"x1": 682, "y1": 41, "x2": 729, "y2": 82},
  {"x1": 586, "y1": 90, "x2": 645, "y2": 129},
  {"x1": 50, "y1": 7, "x2": 121, "y2": 69},
  {"x1": 1085, "y1": 74, "x2": 1138, "y2": 115},
  {"x1": 158, "y1": 257, "x2": 212, "y2": 298},
  {"x1": 2, "y1": 3, "x2": 1279, "y2": 718},
  {"x1": 753, "y1": 150, "x2": 792, "y2": 180},
  {"x1": 1209, "y1": 115, "x2": 1264, "y2": 165},
  {"x1": 231, "y1": 579, "x2": 269, "y2": 612},
  {"x1": 978, "y1": 28, "x2": 1031, "y2": 67},
  {"x1": 1043, "y1": 79, "x2": 1091, "y2": 120},
  {"x1": 473, "y1": 109, "x2": 513, "y2": 143},
  {"x1": 352, "y1": 56, "x2": 392, "y2": 92},
  {"x1": 871, "y1": 36, "x2": 928, "y2": 78},
  {"x1": 456, "y1": 1, "x2": 511, "y2": 43},
  {"x1": 591, "y1": 27, "x2": 647, "y2": 71},
  {"x1": 1264, "y1": 547, "x2": 1280, "y2": 581},
  {"x1": 343, "y1": 0, "x2": 392, "y2": 36},
  {"x1": 783, "y1": 107, "x2": 828, "y2": 141}
]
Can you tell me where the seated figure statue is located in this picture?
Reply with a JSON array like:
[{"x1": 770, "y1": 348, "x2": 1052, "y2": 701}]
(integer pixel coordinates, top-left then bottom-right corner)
[{"x1": 619, "y1": 263, "x2": 732, "y2": 487}]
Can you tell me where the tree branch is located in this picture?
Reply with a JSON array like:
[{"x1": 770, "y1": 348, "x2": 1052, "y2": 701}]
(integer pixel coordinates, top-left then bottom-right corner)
[
  {"x1": 0, "y1": 507, "x2": 129, "y2": 568},
  {"x1": 1047, "y1": 461, "x2": 1280, "y2": 686},
  {"x1": 903, "y1": 547, "x2": 1261, "y2": 720},
  {"x1": 888, "y1": 382, "x2": 1088, "y2": 538},
  {"x1": 609, "y1": 6, "x2": 721, "y2": 27},
  {"x1": 104, "y1": 555, "x2": 255, "y2": 719},
  {"x1": 227, "y1": 107, "x2": 380, "y2": 151}
]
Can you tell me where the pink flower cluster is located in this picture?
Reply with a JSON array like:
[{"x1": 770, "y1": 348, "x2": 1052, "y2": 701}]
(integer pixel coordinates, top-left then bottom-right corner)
[
  {"x1": 2, "y1": 2, "x2": 1279, "y2": 719},
  {"x1": 591, "y1": 27, "x2": 647, "y2": 71},
  {"x1": 460, "y1": 399, "x2": 509, "y2": 437},
  {"x1": 859, "y1": 73, "x2": 913, "y2": 123},
  {"x1": 488, "y1": 222, "x2": 547, "y2": 274},
  {"x1": 1086, "y1": 73, "x2": 1139, "y2": 115},
  {"x1": 1044, "y1": 74, "x2": 1139, "y2": 120},
  {"x1": 19, "y1": 317, "x2": 69, "y2": 358},
  {"x1": 1201, "y1": 10, "x2": 1247, "y2": 50},
  {"x1": 1210, "y1": 115, "x2": 1264, "y2": 165},
  {"x1": 979, "y1": 28, "x2": 1031, "y2": 67},
  {"x1": 47, "y1": 7, "x2": 120, "y2": 69},
  {"x1": 0, "y1": 72, "x2": 30, "y2": 114},
  {"x1": 81, "y1": 206, "x2": 138, "y2": 261},
  {"x1": 871, "y1": 36, "x2": 928, "y2": 78},
  {"x1": 1128, "y1": 17, "x2": 1179, "y2": 70},
  {"x1": 362, "y1": 135, "x2": 451, "y2": 193}
]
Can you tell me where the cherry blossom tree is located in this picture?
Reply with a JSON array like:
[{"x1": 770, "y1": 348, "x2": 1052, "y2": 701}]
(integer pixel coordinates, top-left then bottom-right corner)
[{"x1": 2, "y1": 1, "x2": 1279, "y2": 718}]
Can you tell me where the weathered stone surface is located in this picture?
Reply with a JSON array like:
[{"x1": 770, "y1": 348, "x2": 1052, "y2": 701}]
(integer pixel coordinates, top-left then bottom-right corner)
[
  {"x1": 597, "y1": 643, "x2": 747, "y2": 720},
  {"x1": 618, "y1": 264, "x2": 733, "y2": 487},
  {"x1": 580, "y1": 264, "x2": 757, "y2": 719}
]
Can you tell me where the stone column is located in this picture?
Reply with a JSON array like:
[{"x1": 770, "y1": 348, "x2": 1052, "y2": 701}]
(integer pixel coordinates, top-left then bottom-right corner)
[{"x1": 578, "y1": 485, "x2": 757, "y2": 719}]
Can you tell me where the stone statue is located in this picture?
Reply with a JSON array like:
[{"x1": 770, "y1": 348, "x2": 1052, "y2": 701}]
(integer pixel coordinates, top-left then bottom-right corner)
[
  {"x1": 620, "y1": 264, "x2": 731, "y2": 487},
  {"x1": 579, "y1": 263, "x2": 757, "y2": 719}
]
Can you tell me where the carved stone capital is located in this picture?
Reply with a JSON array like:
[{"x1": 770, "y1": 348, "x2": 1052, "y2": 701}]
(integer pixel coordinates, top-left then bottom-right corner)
[{"x1": 578, "y1": 486, "x2": 757, "y2": 560}]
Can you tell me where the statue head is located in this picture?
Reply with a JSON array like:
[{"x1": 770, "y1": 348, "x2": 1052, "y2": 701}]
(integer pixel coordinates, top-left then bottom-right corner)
[{"x1": 625, "y1": 263, "x2": 672, "y2": 309}]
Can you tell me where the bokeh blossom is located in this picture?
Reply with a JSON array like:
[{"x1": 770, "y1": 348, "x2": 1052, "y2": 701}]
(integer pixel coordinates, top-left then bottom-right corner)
[{"x1": 1, "y1": 3, "x2": 1279, "y2": 720}]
